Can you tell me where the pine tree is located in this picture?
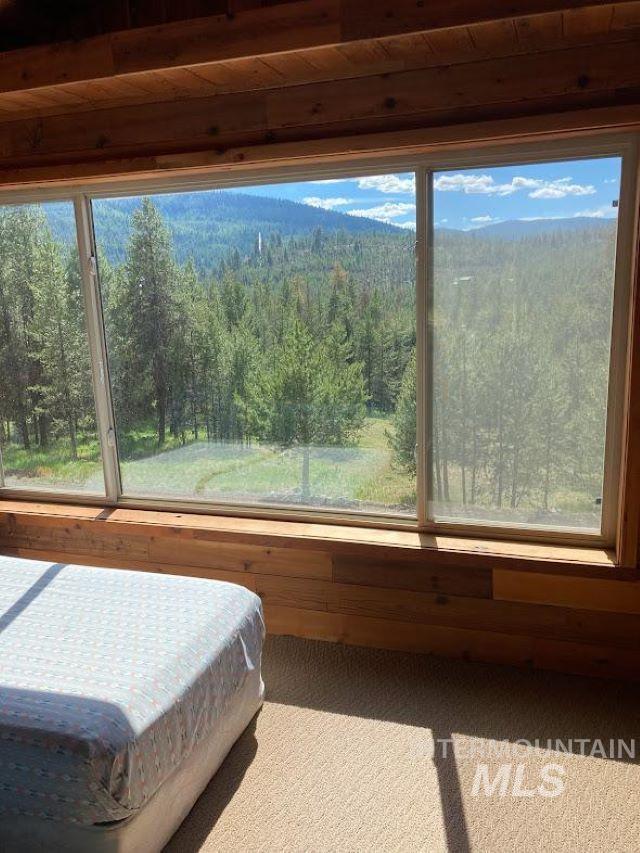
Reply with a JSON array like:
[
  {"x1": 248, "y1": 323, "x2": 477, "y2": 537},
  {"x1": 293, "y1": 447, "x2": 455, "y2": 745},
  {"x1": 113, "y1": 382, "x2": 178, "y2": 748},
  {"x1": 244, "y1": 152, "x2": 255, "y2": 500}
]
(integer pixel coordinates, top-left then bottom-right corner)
[
  {"x1": 112, "y1": 198, "x2": 176, "y2": 446},
  {"x1": 242, "y1": 314, "x2": 366, "y2": 499},
  {"x1": 389, "y1": 350, "x2": 416, "y2": 474}
]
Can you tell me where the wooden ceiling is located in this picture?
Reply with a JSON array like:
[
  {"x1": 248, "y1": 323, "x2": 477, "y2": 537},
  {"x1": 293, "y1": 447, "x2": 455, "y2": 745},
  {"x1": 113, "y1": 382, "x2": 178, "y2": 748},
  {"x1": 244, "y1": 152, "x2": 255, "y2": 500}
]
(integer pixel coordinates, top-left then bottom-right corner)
[{"x1": 0, "y1": 1, "x2": 639, "y2": 185}]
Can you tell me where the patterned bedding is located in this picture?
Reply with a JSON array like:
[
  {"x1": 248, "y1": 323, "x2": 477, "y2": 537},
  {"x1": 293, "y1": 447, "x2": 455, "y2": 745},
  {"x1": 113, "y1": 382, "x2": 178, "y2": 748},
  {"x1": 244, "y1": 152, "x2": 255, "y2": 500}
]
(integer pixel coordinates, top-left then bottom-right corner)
[{"x1": 0, "y1": 556, "x2": 264, "y2": 825}]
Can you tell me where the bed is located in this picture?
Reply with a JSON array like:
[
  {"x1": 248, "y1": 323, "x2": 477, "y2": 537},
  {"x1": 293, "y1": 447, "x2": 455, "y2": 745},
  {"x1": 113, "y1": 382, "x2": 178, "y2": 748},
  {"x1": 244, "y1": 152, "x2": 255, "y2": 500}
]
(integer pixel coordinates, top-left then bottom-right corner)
[{"x1": 0, "y1": 555, "x2": 265, "y2": 852}]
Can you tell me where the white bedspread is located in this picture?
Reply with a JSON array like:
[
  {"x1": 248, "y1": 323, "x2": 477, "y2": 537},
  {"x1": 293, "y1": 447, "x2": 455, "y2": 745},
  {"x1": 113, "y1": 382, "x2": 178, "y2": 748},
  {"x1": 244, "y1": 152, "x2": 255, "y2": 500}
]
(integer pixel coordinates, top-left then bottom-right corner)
[{"x1": 0, "y1": 557, "x2": 264, "y2": 825}]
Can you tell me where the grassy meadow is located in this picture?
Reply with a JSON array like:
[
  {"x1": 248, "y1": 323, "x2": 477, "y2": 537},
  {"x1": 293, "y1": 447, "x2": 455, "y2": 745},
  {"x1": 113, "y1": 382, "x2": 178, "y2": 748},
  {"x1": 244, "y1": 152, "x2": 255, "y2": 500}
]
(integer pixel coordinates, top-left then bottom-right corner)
[{"x1": 1, "y1": 415, "x2": 417, "y2": 514}]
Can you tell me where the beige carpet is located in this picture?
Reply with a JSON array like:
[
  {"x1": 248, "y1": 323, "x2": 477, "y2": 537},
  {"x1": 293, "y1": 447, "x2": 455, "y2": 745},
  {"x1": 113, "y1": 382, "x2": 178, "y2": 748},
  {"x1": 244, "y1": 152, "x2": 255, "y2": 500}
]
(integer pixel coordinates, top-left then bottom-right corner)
[{"x1": 165, "y1": 636, "x2": 640, "y2": 853}]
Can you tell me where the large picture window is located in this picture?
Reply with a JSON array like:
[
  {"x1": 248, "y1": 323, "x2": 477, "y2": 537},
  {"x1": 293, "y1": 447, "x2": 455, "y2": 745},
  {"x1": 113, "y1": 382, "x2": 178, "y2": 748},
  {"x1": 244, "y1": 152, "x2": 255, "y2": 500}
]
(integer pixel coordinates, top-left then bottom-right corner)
[{"x1": 0, "y1": 136, "x2": 636, "y2": 546}]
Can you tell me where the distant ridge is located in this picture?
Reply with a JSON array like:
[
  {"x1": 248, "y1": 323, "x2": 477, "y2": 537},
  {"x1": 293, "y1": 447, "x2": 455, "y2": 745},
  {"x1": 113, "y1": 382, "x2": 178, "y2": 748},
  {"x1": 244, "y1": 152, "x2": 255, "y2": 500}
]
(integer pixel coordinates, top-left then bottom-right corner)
[
  {"x1": 446, "y1": 216, "x2": 617, "y2": 239},
  {"x1": 43, "y1": 190, "x2": 397, "y2": 269}
]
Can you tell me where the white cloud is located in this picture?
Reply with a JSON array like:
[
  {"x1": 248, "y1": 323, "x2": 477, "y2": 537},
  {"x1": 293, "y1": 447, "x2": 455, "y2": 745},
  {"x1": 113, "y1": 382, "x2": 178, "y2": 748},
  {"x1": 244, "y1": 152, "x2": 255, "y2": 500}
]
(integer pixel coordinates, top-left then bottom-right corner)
[
  {"x1": 356, "y1": 175, "x2": 415, "y2": 194},
  {"x1": 518, "y1": 215, "x2": 564, "y2": 221},
  {"x1": 604, "y1": 178, "x2": 618, "y2": 184},
  {"x1": 529, "y1": 178, "x2": 595, "y2": 199},
  {"x1": 573, "y1": 204, "x2": 618, "y2": 219},
  {"x1": 347, "y1": 201, "x2": 416, "y2": 223},
  {"x1": 518, "y1": 205, "x2": 617, "y2": 222},
  {"x1": 470, "y1": 215, "x2": 498, "y2": 223},
  {"x1": 303, "y1": 196, "x2": 354, "y2": 210},
  {"x1": 396, "y1": 220, "x2": 417, "y2": 230},
  {"x1": 433, "y1": 172, "x2": 595, "y2": 199},
  {"x1": 434, "y1": 174, "x2": 498, "y2": 194},
  {"x1": 309, "y1": 178, "x2": 349, "y2": 184}
]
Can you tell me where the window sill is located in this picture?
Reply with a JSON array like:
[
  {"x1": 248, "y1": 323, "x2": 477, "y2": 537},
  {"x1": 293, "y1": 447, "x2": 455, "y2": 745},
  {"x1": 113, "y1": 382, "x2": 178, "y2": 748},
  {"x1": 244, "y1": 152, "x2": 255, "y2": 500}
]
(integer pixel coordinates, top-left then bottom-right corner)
[{"x1": 0, "y1": 498, "x2": 625, "y2": 579}]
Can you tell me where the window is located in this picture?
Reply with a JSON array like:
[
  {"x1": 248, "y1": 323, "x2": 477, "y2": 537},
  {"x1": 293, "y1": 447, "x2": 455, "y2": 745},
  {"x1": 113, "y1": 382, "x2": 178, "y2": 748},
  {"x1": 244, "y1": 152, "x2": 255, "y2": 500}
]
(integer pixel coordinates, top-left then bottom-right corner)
[
  {"x1": 430, "y1": 156, "x2": 622, "y2": 533},
  {"x1": 92, "y1": 178, "x2": 417, "y2": 516},
  {"x1": 0, "y1": 137, "x2": 636, "y2": 546},
  {"x1": 0, "y1": 201, "x2": 104, "y2": 495}
]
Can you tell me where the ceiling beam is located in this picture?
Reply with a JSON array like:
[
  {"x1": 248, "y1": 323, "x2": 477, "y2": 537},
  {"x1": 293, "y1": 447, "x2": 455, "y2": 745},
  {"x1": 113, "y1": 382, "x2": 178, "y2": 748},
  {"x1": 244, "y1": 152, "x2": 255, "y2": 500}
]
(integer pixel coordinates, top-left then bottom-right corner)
[
  {"x1": 1, "y1": 34, "x2": 638, "y2": 169},
  {"x1": 1, "y1": 103, "x2": 639, "y2": 192},
  {"x1": 0, "y1": 0, "x2": 636, "y2": 98}
]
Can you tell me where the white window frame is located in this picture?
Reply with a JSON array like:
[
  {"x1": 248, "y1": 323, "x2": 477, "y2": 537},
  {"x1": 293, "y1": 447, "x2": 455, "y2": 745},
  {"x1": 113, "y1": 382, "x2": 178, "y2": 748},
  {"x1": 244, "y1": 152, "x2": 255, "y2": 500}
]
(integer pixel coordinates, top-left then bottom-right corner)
[{"x1": 0, "y1": 132, "x2": 637, "y2": 548}]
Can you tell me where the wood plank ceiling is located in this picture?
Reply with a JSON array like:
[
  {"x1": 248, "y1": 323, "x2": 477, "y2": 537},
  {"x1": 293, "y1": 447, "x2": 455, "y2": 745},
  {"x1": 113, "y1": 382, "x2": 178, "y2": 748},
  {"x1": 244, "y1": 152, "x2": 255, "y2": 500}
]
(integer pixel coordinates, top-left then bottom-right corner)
[{"x1": 0, "y1": 1, "x2": 639, "y2": 181}]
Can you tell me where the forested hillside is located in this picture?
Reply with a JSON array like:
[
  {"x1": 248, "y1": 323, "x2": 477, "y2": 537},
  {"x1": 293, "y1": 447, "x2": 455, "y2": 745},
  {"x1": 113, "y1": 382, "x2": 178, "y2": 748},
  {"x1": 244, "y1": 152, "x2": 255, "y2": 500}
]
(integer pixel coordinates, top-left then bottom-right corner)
[
  {"x1": 45, "y1": 190, "x2": 396, "y2": 270},
  {"x1": 0, "y1": 194, "x2": 617, "y2": 527}
]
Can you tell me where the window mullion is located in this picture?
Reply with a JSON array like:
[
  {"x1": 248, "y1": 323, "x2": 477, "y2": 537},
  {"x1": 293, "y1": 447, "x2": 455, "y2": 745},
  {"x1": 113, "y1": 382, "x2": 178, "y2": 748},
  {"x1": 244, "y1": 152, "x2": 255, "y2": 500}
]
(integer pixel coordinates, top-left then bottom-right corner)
[
  {"x1": 415, "y1": 166, "x2": 431, "y2": 528},
  {"x1": 73, "y1": 195, "x2": 121, "y2": 503}
]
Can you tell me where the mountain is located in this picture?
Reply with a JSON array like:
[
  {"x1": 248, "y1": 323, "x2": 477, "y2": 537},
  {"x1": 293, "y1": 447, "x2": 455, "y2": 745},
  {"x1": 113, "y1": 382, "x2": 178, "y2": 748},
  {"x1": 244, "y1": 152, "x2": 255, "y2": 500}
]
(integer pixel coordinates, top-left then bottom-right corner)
[
  {"x1": 465, "y1": 216, "x2": 616, "y2": 239},
  {"x1": 43, "y1": 190, "x2": 397, "y2": 271}
]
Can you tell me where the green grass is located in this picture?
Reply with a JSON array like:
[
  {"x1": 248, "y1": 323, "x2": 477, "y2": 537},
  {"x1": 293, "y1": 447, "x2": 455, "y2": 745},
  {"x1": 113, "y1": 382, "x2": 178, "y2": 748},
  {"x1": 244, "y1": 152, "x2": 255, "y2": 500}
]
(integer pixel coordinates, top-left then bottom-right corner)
[
  {"x1": 0, "y1": 417, "x2": 416, "y2": 512},
  {"x1": 0, "y1": 417, "x2": 597, "y2": 525},
  {"x1": 1, "y1": 434, "x2": 103, "y2": 491}
]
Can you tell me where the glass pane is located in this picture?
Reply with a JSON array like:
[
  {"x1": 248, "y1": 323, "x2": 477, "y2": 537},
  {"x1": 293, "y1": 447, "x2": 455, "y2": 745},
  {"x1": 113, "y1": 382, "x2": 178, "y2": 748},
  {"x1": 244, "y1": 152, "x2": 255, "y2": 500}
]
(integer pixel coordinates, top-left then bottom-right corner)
[
  {"x1": 0, "y1": 202, "x2": 104, "y2": 494},
  {"x1": 92, "y1": 173, "x2": 416, "y2": 516},
  {"x1": 430, "y1": 155, "x2": 621, "y2": 531}
]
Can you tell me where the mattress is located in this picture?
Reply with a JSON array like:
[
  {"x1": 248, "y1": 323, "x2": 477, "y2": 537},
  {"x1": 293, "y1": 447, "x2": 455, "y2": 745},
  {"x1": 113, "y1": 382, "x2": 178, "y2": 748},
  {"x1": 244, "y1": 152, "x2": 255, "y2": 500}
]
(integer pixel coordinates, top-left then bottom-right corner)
[{"x1": 0, "y1": 556, "x2": 264, "y2": 827}]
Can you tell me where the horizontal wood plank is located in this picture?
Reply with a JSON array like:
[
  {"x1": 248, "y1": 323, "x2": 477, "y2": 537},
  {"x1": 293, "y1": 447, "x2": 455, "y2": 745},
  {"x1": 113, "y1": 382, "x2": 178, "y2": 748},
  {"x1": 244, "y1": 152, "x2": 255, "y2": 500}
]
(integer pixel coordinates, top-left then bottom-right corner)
[
  {"x1": 147, "y1": 535, "x2": 332, "y2": 578},
  {"x1": 532, "y1": 638, "x2": 640, "y2": 679},
  {"x1": 495, "y1": 568, "x2": 640, "y2": 612},
  {"x1": 255, "y1": 574, "x2": 640, "y2": 648},
  {"x1": 333, "y1": 554, "x2": 493, "y2": 598},
  {"x1": 0, "y1": 545, "x2": 257, "y2": 590},
  {"x1": 263, "y1": 604, "x2": 537, "y2": 666}
]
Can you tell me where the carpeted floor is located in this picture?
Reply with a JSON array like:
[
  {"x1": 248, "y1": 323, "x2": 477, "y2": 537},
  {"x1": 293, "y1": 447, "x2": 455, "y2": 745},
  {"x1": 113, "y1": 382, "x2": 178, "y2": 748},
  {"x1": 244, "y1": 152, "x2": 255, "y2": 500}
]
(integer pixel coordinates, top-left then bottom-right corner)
[{"x1": 165, "y1": 636, "x2": 640, "y2": 853}]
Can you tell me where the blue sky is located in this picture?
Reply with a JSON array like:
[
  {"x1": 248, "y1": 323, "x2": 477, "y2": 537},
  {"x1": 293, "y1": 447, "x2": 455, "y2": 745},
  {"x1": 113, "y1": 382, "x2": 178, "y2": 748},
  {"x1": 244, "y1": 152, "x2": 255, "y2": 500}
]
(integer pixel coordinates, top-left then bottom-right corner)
[{"x1": 233, "y1": 156, "x2": 621, "y2": 231}]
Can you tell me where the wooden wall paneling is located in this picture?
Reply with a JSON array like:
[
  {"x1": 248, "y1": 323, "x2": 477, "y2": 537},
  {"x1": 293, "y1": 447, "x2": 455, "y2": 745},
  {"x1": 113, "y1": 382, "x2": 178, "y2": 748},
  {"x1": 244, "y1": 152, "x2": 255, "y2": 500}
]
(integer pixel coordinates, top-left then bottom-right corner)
[
  {"x1": 338, "y1": 0, "x2": 631, "y2": 41},
  {"x1": 467, "y1": 19, "x2": 520, "y2": 54},
  {"x1": 254, "y1": 573, "x2": 640, "y2": 648},
  {"x1": 264, "y1": 604, "x2": 538, "y2": 666},
  {"x1": 563, "y1": 4, "x2": 616, "y2": 35},
  {"x1": 0, "y1": 501, "x2": 619, "y2": 572},
  {"x1": 4, "y1": 7, "x2": 637, "y2": 125},
  {"x1": 611, "y1": 0, "x2": 640, "y2": 27},
  {"x1": 332, "y1": 555, "x2": 493, "y2": 598},
  {"x1": 494, "y1": 568, "x2": 640, "y2": 612},
  {"x1": 0, "y1": 0, "x2": 337, "y2": 94},
  {"x1": 147, "y1": 535, "x2": 333, "y2": 579},
  {"x1": 532, "y1": 637, "x2": 640, "y2": 679},
  {"x1": 2, "y1": 502, "x2": 640, "y2": 678},
  {"x1": 0, "y1": 544, "x2": 258, "y2": 590},
  {"x1": 263, "y1": 39, "x2": 640, "y2": 131},
  {"x1": 514, "y1": 11, "x2": 565, "y2": 46}
]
